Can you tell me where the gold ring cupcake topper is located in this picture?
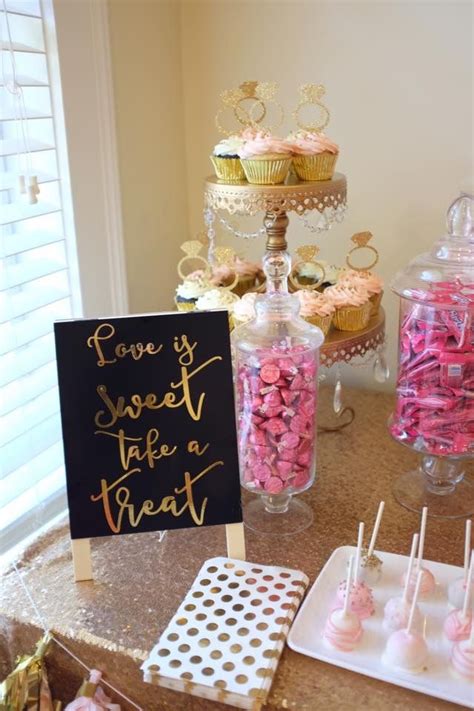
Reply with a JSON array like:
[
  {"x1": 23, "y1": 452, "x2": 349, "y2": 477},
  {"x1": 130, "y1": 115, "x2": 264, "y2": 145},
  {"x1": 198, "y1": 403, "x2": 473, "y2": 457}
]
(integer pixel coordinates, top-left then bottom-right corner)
[
  {"x1": 215, "y1": 80, "x2": 284, "y2": 136},
  {"x1": 178, "y1": 241, "x2": 239, "y2": 290},
  {"x1": 346, "y1": 231, "x2": 379, "y2": 272},
  {"x1": 293, "y1": 84, "x2": 330, "y2": 133},
  {"x1": 289, "y1": 245, "x2": 326, "y2": 290},
  {"x1": 177, "y1": 240, "x2": 212, "y2": 281}
]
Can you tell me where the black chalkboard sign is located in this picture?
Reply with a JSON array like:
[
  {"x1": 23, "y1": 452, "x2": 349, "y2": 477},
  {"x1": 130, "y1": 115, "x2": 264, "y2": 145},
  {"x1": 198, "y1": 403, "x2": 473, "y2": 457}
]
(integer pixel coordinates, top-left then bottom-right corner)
[{"x1": 54, "y1": 311, "x2": 242, "y2": 540}]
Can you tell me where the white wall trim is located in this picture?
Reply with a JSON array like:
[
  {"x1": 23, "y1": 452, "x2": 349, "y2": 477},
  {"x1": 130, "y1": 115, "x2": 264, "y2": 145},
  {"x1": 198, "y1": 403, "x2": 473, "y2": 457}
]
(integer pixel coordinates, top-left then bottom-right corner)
[
  {"x1": 88, "y1": 0, "x2": 129, "y2": 315},
  {"x1": 50, "y1": 0, "x2": 129, "y2": 317}
]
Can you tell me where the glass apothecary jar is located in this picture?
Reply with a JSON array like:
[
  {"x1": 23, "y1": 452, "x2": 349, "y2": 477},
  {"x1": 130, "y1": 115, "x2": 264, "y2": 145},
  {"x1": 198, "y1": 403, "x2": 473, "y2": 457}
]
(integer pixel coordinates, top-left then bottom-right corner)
[
  {"x1": 389, "y1": 191, "x2": 474, "y2": 518},
  {"x1": 232, "y1": 250, "x2": 324, "y2": 534}
]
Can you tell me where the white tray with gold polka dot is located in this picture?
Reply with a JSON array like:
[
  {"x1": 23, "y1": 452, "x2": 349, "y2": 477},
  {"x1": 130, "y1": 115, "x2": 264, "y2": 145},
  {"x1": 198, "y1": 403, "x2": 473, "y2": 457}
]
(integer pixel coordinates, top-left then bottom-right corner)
[{"x1": 141, "y1": 557, "x2": 309, "y2": 709}]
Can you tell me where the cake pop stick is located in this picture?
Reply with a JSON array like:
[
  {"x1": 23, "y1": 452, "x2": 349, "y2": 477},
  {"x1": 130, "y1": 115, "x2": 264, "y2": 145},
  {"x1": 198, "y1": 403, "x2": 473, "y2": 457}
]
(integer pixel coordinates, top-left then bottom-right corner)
[
  {"x1": 383, "y1": 533, "x2": 421, "y2": 632},
  {"x1": 416, "y1": 506, "x2": 428, "y2": 572},
  {"x1": 343, "y1": 555, "x2": 354, "y2": 616},
  {"x1": 355, "y1": 521, "x2": 364, "y2": 584},
  {"x1": 368, "y1": 501, "x2": 385, "y2": 558},
  {"x1": 445, "y1": 551, "x2": 474, "y2": 641},
  {"x1": 406, "y1": 506, "x2": 436, "y2": 598},
  {"x1": 407, "y1": 570, "x2": 423, "y2": 635},
  {"x1": 383, "y1": 569, "x2": 429, "y2": 673},
  {"x1": 334, "y1": 523, "x2": 375, "y2": 619}
]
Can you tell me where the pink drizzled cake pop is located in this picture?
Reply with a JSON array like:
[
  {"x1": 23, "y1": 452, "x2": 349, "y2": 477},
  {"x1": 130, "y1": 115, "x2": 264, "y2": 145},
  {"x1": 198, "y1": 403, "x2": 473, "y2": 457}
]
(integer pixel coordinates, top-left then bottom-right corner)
[
  {"x1": 448, "y1": 519, "x2": 472, "y2": 609},
  {"x1": 360, "y1": 501, "x2": 385, "y2": 585},
  {"x1": 383, "y1": 570, "x2": 429, "y2": 674},
  {"x1": 384, "y1": 533, "x2": 422, "y2": 632},
  {"x1": 451, "y1": 621, "x2": 474, "y2": 680},
  {"x1": 335, "y1": 522, "x2": 375, "y2": 620},
  {"x1": 401, "y1": 507, "x2": 436, "y2": 598},
  {"x1": 324, "y1": 555, "x2": 363, "y2": 652},
  {"x1": 444, "y1": 550, "x2": 473, "y2": 642}
]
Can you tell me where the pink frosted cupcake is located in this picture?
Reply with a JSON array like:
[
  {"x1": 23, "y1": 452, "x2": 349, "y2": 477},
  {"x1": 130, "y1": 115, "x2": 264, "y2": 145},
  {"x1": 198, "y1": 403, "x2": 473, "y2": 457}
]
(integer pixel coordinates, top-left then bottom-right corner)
[
  {"x1": 210, "y1": 257, "x2": 264, "y2": 296},
  {"x1": 324, "y1": 283, "x2": 371, "y2": 331},
  {"x1": 295, "y1": 290, "x2": 335, "y2": 335},
  {"x1": 338, "y1": 269, "x2": 383, "y2": 316},
  {"x1": 286, "y1": 130, "x2": 339, "y2": 181},
  {"x1": 239, "y1": 132, "x2": 292, "y2": 185}
]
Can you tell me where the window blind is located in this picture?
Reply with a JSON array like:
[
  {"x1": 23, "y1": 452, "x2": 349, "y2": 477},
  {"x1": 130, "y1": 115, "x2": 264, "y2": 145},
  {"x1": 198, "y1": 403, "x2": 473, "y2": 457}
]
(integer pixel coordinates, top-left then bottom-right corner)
[{"x1": 0, "y1": 0, "x2": 82, "y2": 554}]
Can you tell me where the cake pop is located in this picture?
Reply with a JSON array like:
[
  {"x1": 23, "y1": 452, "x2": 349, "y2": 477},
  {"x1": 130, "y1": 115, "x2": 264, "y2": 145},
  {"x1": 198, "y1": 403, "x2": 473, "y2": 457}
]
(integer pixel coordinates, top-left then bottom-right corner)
[
  {"x1": 444, "y1": 550, "x2": 473, "y2": 642},
  {"x1": 451, "y1": 628, "x2": 474, "y2": 680},
  {"x1": 360, "y1": 501, "x2": 385, "y2": 585},
  {"x1": 324, "y1": 555, "x2": 363, "y2": 652},
  {"x1": 335, "y1": 522, "x2": 375, "y2": 619},
  {"x1": 384, "y1": 533, "x2": 422, "y2": 632},
  {"x1": 448, "y1": 519, "x2": 472, "y2": 609},
  {"x1": 401, "y1": 507, "x2": 436, "y2": 598},
  {"x1": 383, "y1": 570, "x2": 429, "y2": 674}
]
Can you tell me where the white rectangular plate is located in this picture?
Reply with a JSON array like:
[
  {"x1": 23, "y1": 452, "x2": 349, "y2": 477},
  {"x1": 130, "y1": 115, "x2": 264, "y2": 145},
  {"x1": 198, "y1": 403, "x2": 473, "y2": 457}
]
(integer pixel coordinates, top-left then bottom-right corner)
[{"x1": 287, "y1": 546, "x2": 473, "y2": 708}]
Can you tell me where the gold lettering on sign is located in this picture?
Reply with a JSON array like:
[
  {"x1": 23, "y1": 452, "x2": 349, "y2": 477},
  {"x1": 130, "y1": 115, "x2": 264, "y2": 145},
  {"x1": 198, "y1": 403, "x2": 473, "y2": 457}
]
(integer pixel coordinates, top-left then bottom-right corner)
[
  {"x1": 90, "y1": 461, "x2": 223, "y2": 532},
  {"x1": 94, "y1": 428, "x2": 177, "y2": 470},
  {"x1": 86, "y1": 322, "x2": 163, "y2": 367},
  {"x1": 187, "y1": 440, "x2": 210, "y2": 457}
]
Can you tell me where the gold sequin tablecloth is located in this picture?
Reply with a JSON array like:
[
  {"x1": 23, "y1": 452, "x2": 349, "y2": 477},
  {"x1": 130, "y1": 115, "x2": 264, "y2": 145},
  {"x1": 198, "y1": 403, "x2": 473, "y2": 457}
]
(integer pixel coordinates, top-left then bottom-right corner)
[{"x1": 1, "y1": 387, "x2": 472, "y2": 710}]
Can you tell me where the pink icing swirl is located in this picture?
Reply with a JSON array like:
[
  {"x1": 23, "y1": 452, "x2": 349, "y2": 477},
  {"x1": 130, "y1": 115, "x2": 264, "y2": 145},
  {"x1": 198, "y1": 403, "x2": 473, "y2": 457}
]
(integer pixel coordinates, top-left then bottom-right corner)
[
  {"x1": 324, "y1": 283, "x2": 370, "y2": 308},
  {"x1": 334, "y1": 580, "x2": 375, "y2": 620},
  {"x1": 287, "y1": 131, "x2": 339, "y2": 156},
  {"x1": 239, "y1": 131, "x2": 292, "y2": 159},
  {"x1": 324, "y1": 608, "x2": 362, "y2": 651},
  {"x1": 234, "y1": 257, "x2": 263, "y2": 278},
  {"x1": 338, "y1": 269, "x2": 383, "y2": 296},
  {"x1": 296, "y1": 290, "x2": 335, "y2": 318},
  {"x1": 451, "y1": 640, "x2": 474, "y2": 678},
  {"x1": 443, "y1": 609, "x2": 472, "y2": 642}
]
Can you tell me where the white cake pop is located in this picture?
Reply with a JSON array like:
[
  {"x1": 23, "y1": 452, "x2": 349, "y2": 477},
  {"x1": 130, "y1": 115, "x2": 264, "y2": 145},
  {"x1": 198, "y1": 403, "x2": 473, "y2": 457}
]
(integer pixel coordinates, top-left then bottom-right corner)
[
  {"x1": 401, "y1": 507, "x2": 436, "y2": 598},
  {"x1": 335, "y1": 522, "x2": 375, "y2": 619},
  {"x1": 359, "y1": 501, "x2": 385, "y2": 585},
  {"x1": 448, "y1": 519, "x2": 472, "y2": 609},
  {"x1": 324, "y1": 555, "x2": 363, "y2": 652},
  {"x1": 383, "y1": 570, "x2": 429, "y2": 674},
  {"x1": 444, "y1": 550, "x2": 473, "y2": 642},
  {"x1": 384, "y1": 533, "x2": 422, "y2": 632}
]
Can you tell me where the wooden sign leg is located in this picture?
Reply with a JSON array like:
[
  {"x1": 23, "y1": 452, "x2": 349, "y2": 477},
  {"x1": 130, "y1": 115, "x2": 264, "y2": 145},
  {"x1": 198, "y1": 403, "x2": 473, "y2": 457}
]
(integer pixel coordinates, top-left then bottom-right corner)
[
  {"x1": 71, "y1": 538, "x2": 93, "y2": 581},
  {"x1": 225, "y1": 523, "x2": 246, "y2": 560}
]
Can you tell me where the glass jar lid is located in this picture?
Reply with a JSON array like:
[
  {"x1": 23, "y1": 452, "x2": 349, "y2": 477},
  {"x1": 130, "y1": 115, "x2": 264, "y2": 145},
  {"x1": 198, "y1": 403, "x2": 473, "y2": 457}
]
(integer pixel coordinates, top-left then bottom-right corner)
[{"x1": 391, "y1": 191, "x2": 474, "y2": 308}]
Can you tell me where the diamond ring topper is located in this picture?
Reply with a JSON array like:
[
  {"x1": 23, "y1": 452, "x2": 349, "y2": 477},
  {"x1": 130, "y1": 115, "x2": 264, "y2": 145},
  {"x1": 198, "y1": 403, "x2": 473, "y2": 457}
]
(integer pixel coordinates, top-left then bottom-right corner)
[
  {"x1": 346, "y1": 231, "x2": 379, "y2": 272},
  {"x1": 212, "y1": 245, "x2": 239, "y2": 291},
  {"x1": 177, "y1": 239, "x2": 212, "y2": 281},
  {"x1": 293, "y1": 83, "x2": 331, "y2": 133},
  {"x1": 289, "y1": 244, "x2": 327, "y2": 290},
  {"x1": 215, "y1": 80, "x2": 284, "y2": 136}
]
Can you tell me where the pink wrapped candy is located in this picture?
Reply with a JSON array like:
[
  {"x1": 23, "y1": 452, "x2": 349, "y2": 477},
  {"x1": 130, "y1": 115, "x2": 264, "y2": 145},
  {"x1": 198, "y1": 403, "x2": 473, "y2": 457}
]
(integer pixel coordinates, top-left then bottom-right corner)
[
  {"x1": 390, "y1": 281, "x2": 474, "y2": 456},
  {"x1": 236, "y1": 342, "x2": 318, "y2": 494}
]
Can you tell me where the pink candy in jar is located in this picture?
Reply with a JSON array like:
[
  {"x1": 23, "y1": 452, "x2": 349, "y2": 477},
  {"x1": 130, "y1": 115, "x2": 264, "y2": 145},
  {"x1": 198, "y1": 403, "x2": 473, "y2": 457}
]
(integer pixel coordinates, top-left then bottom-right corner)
[{"x1": 237, "y1": 343, "x2": 318, "y2": 494}]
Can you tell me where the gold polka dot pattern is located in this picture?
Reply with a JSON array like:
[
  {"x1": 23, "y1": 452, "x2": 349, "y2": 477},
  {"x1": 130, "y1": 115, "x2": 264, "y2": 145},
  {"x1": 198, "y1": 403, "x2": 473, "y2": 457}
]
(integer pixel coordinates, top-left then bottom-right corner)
[{"x1": 142, "y1": 556, "x2": 308, "y2": 705}]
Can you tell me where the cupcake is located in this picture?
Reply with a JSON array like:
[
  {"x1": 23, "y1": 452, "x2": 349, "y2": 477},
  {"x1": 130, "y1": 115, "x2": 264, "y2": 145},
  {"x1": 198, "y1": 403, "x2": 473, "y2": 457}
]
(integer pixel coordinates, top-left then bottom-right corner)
[
  {"x1": 175, "y1": 270, "x2": 213, "y2": 312},
  {"x1": 324, "y1": 283, "x2": 371, "y2": 331},
  {"x1": 338, "y1": 269, "x2": 383, "y2": 316},
  {"x1": 295, "y1": 290, "x2": 335, "y2": 335},
  {"x1": 287, "y1": 130, "x2": 339, "y2": 181},
  {"x1": 210, "y1": 134, "x2": 246, "y2": 181},
  {"x1": 293, "y1": 260, "x2": 342, "y2": 290},
  {"x1": 239, "y1": 132, "x2": 292, "y2": 185},
  {"x1": 233, "y1": 292, "x2": 258, "y2": 327},
  {"x1": 195, "y1": 288, "x2": 240, "y2": 330},
  {"x1": 210, "y1": 257, "x2": 264, "y2": 296}
]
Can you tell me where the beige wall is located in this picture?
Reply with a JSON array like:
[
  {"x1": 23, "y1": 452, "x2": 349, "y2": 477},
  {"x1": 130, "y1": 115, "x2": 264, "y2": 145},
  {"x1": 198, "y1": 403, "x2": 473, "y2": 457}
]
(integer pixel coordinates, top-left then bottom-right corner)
[
  {"x1": 107, "y1": 0, "x2": 188, "y2": 313},
  {"x1": 108, "y1": 0, "x2": 473, "y2": 388},
  {"x1": 180, "y1": 0, "x2": 473, "y2": 388}
]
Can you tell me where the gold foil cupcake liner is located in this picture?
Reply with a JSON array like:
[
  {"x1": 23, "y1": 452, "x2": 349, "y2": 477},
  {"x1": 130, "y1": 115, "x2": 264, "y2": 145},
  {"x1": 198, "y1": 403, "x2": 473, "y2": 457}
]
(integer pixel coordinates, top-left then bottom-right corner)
[
  {"x1": 302, "y1": 313, "x2": 333, "y2": 335},
  {"x1": 174, "y1": 297, "x2": 196, "y2": 312},
  {"x1": 369, "y1": 290, "x2": 383, "y2": 316},
  {"x1": 332, "y1": 301, "x2": 371, "y2": 332},
  {"x1": 292, "y1": 152, "x2": 338, "y2": 181},
  {"x1": 240, "y1": 157, "x2": 292, "y2": 185},
  {"x1": 210, "y1": 155, "x2": 246, "y2": 182}
]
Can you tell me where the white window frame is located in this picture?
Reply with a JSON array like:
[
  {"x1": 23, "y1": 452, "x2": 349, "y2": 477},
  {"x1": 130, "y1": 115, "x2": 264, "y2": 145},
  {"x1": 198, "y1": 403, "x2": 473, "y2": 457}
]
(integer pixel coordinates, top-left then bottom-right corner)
[{"x1": 47, "y1": 0, "x2": 128, "y2": 318}]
